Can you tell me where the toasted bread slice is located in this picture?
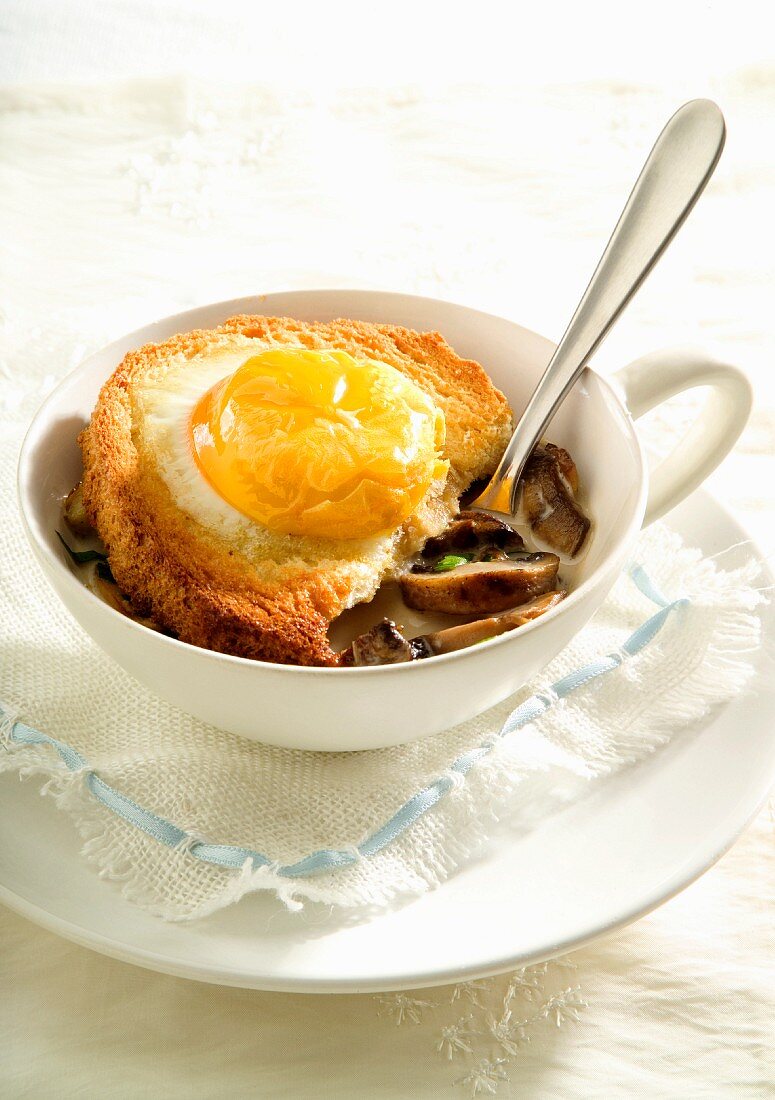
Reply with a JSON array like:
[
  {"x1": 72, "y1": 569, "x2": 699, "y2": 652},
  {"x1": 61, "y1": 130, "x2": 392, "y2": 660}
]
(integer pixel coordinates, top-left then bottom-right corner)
[{"x1": 79, "y1": 314, "x2": 512, "y2": 665}]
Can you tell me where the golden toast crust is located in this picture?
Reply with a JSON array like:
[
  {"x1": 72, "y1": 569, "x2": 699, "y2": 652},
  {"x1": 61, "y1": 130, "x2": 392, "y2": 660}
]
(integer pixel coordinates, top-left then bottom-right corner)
[{"x1": 79, "y1": 315, "x2": 512, "y2": 666}]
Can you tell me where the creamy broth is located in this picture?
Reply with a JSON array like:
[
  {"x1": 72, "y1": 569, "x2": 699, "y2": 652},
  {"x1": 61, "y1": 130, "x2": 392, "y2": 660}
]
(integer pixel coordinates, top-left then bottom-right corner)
[
  {"x1": 328, "y1": 511, "x2": 590, "y2": 651},
  {"x1": 62, "y1": 500, "x2": 589, "y2": 658}
]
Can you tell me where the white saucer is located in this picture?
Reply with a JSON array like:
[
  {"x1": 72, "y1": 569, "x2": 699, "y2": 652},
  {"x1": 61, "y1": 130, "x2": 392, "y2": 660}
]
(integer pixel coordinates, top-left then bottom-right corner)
[{"x1": 1, "y1": 490, "x2": 773, "y2": 993}]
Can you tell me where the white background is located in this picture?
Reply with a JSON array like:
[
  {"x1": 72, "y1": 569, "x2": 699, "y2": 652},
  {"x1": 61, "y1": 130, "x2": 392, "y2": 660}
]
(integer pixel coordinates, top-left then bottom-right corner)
[{"x1": 3, "y1": 1, "x2": 774, "y2": 88}]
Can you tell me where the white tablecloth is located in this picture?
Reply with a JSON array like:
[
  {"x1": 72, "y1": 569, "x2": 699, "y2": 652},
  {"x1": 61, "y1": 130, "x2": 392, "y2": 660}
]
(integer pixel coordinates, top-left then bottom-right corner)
[{"x1": 1, "y1": 4, "x2": 773, "y2": 1096}]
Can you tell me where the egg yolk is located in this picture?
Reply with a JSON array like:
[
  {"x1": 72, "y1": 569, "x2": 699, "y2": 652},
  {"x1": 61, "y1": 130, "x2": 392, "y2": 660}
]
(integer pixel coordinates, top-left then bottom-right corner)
[{"x1": 189, "y1": 347, "x2": 448, "y2": 540}]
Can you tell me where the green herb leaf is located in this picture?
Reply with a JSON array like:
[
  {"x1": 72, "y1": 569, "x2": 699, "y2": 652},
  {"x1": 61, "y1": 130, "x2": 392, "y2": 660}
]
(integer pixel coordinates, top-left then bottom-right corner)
[
  {"x1": 432, "y1": 554, "x2": 471, "y2": 572},
  {"x1": 56, "y1": 531, "x2": 108, "y2": 564},
  {"x1": 95, "y1": 560, "x2": 116, "y2": 584}
]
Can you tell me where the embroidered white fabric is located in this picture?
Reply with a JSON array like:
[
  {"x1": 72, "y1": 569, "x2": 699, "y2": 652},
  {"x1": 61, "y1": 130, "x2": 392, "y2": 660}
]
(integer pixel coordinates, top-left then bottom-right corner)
[{"x1": 0, "y1": 79, "x2": 767, "y2": 921}]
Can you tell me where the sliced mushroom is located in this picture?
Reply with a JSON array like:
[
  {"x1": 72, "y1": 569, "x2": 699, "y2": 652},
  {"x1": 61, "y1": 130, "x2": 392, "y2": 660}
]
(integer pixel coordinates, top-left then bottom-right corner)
[
  {"x1": 63, "y1": 482, "x2": 93, "y2": 536},
  {"x1": 342, "y1": 618, "x2": 428, "y2": 666},
  {"x1": 520, "y1": 444, "x2": 590, "y2": 557},
  {"x1": 342, "y1": 590, "x2": 566, "y2": 666},
  {"x1": 400, "y1": 553, "x2": 559, "y2": 615},
  {"x1": 422, "y1": 590, "x2": 567, "y2": 655},
  {"x1": 419, "y1": 510, "x2": 525, "y2": 565}
]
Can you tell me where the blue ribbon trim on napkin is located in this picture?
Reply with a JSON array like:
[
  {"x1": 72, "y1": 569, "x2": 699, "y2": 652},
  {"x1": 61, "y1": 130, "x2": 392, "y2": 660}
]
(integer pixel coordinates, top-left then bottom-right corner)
[{"x1": 1, "y1": 566, "x2": 687, "y2": 881}]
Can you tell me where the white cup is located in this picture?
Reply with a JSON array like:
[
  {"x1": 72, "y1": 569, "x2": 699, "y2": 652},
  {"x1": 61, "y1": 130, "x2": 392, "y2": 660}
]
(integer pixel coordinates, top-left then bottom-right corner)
[{"x1": 18, "y1": 290, "x2": 752, "y2": 751}]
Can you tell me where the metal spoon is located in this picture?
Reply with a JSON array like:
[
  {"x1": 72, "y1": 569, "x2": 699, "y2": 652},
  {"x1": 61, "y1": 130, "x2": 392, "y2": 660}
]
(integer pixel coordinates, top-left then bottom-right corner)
[{"x1": 470, "y1": 98, "x2": 726, "y2": 517}]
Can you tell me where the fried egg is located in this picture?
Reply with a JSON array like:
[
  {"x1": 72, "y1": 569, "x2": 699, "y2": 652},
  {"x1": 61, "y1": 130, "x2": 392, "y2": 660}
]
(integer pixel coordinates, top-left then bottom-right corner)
[
  {"x1": 133, "y1": 337, "x2": 449, "y2": 592},
  {"x1": 189, "y1": 347, "x2": 448, "y2": 540},
  {"x1": 82, "y1": 315, "x2": 513, "y2": 665}
]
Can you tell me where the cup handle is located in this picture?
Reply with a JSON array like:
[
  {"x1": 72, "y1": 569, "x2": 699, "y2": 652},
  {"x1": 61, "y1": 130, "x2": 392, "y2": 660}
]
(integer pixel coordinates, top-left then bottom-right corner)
[{"x1": 613, "y1": 349, "x2": 752, "y2": 526}]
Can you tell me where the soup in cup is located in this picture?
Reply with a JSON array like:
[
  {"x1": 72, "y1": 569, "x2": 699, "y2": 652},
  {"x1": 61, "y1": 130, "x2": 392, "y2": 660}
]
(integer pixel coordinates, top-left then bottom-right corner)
[{"x1": 17, "y1": 290, "x2": 751, "y2": 750}]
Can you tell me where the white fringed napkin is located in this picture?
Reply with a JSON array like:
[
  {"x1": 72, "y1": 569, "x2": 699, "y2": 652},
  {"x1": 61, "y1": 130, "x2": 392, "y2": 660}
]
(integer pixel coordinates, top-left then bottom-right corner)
[{"x1": 0, "y1": 416, "x2": 763, "y2": 917}]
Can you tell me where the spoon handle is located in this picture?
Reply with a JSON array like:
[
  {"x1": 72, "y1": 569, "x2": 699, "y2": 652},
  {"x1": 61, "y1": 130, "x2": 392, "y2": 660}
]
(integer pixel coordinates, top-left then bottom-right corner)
[{"x1": 473, "y1": 98, "x2": 726, "y2": 514}]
